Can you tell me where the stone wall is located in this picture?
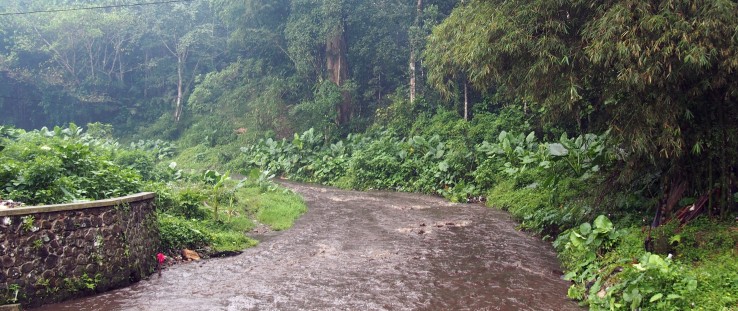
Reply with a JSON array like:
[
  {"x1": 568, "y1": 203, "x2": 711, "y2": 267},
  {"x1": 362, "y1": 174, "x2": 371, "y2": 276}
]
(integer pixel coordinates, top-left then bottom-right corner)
[{"x1": 0, "y1": 193, "x2": 160, "y2": 308}]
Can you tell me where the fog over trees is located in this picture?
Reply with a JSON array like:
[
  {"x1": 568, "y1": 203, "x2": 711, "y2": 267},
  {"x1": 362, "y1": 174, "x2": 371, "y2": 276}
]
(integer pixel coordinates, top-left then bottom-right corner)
[{"x1": 0, "y1": 0, "x2": 456, "y2": 133}]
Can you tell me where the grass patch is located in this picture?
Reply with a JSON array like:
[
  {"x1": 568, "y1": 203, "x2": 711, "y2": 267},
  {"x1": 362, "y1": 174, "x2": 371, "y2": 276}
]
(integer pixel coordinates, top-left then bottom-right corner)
[
  {"x1": 172, "y1": 144, "x2": 243, "y2": 172},
  {"x1": 236, "y1": 186, "x2": 307, "y2": 231},
  {"x1": 209, "y1": 230, "x2": 259, "y2": 252},
  {"x1": 157, "y1": 178, "x2": 307, "y2": 254},
  {"x1": 157, "y1": 213, "x2": 258, "y2": 252}
]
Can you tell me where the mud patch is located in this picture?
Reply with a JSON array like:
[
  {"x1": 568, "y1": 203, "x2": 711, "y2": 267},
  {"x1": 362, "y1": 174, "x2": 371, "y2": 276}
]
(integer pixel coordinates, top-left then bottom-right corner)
[
  {"x1": 398, "y1": 220, "x2": 471, "y2": 236},
  {"x1": 432, "y1": 220, "x2": 471, "y2": 228}
]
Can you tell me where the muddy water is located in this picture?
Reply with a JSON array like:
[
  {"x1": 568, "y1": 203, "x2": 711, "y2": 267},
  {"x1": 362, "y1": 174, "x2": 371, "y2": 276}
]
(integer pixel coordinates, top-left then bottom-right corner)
[{"x1": 34, "y1": 182, "x2": 580, "y2": 311}]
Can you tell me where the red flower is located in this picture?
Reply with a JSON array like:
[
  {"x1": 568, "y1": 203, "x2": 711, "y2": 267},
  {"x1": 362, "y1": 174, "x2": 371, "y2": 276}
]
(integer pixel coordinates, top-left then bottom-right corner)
[{"x1": 157, "y1": 253, "x2": 166, "y2": 263}]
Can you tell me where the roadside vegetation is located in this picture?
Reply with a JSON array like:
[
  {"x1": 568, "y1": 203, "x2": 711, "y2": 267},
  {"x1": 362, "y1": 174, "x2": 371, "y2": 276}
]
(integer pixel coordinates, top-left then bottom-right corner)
[
  {"x1": 0, "y1": 124, "x2": 307, "y2": 256},
  {"x1": 230, "y1": 105, "x2": 737, "y2": 310},
  {"x1": 1, "y1": 0, "x2": 737, "y2": 310}
]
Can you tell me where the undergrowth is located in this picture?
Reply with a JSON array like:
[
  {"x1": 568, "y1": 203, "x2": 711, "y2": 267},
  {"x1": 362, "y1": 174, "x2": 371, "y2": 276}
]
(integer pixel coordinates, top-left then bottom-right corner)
[
  {"x1": 221, "y1": 106, "x2": 737, "y2": 310},
  {"x1": 0, "y1": 124, "x2": 308, "y2": 258},
  {"x1": 153, "y1": 172, "x2": 307, "y2": 254}
]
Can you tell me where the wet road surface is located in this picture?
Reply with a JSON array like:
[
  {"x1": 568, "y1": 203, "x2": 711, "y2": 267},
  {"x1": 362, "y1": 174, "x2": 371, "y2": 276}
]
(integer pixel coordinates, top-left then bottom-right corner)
[{"x1": 34, "y1": 182, "x2": 580, "y2": 311}]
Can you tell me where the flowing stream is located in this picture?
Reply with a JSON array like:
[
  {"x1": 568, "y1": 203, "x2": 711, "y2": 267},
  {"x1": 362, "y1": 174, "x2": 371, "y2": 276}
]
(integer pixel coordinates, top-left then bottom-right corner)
[{"x1": 34, "y1": 181, "x2": 580, "y2": 311}]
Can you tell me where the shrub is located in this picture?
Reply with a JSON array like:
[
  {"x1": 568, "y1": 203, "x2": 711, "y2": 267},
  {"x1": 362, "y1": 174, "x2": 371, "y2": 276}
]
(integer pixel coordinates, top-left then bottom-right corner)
[
  {"x1": 167, "y1": 188, "x2": 210, "y2": 220},
  {"x1": 157, "y1": 214, "x2": 212, "y2": 251},
  {"x1": 0, "y1": 127, "x2": 143, "y2": 204}
]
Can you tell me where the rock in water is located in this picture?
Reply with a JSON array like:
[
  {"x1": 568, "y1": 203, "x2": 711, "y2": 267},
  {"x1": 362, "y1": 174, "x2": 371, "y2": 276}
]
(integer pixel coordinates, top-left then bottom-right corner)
[{"x1": 182, "y1": 249, "x2": 201, "y2": 261}]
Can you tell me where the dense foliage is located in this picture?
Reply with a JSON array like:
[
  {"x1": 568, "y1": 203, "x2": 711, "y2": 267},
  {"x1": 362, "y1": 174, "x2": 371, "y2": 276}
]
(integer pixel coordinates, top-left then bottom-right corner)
[
  {"x1": 0, "y1": 124, "x2": 143, "y2": 204},
  {"x1": 0, "y1": 124, "x2": 307, "y2": 255},
  {"x1": 235, "y1": 107, "x2": 737, "y2": 310},
  {"x1": 1, "y1": 0, "x2": 737, "y2": 309},
  {"x1": 0, "y1": 0, "x2": 456, "y2": 138},
  {"x1": 424, "y1": 0, "x2": 738, "y2": 217}
]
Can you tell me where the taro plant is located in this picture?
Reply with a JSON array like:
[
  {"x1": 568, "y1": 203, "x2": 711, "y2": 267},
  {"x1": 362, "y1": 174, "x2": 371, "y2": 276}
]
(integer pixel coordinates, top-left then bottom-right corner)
[
  {"x1": 590, "y1": 252, "x2": 698, "y2": 310},
  {"x1": 555, "y1": 215, "x2": 622, "y2": 299},
  {"x1": 476, "y1": 131, "x2": 545, "y2": 179},
  {"x1": 246, "y1": 168, "x2": 278, "y2": 192},
  {"x1": 129, "y1": 139, "x2": 177, "y2": 160},
  {"x1": 308, "y1": 140, "x2": 350, "y2": 184},
  {"x1": 548, "y1": 131, "x2": 610, "y2": 178}
]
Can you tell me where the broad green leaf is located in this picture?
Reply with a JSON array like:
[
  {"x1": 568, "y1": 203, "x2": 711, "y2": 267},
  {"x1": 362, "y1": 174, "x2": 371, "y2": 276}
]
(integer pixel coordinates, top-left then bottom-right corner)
[
  {"x1": 435, "y1": 148, "x2": 444, "y2": 159},
  {"x1": 593, "y1": 215, "x2": 613, "y2": 232},
  {"x1": 525, "y1": 131, "x2": 536, "y2": 144},
  {"x1": 563, "y1": 271, "x2": 577, "y2": 281},
  {"x1": 669, "y1": 234, "x2": 681, "y2": 244},
  {"x1": 649, "y1": 293, "x2": 663, "y2": 302},
  {"x1": 575, "y1": 135, "x2": 584, "y2": 148},
  {"x1": 522, "y1": 155, "x2": 536, "y2": 164},
  {"x1": 549, "y1": 143, "x2": 568, "y2": 156},
  {"x1": 570, "y1": 233, "x2": 584, "y2": 247},
  {"x1": 502, "y1": 138, "x2": 512, "y2": 153},
  {"x1": 686, "y1": 279, "x2": 697, "y2": 291},
  {"x1": 579, "y1": 222, "x2": 592, "y2": 235},
  {"x1": 438, "y1": 161, "x2": 449, "y2": 172},
  {"x1": 559, "y1": 132, "x2": 569, "y2": 143}
]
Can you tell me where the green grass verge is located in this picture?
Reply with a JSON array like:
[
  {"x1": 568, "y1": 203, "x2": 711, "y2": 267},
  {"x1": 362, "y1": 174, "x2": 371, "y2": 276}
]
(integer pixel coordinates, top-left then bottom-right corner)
[
  {"x1": 236, "y1": 186, "x2": 307, "y2": 231},
  {"x1": 158, "y1": 213, "x2": 258, "y2": 252},
  {"x1": 157, "y1": 179, "x2": 307, "y2": 253}
]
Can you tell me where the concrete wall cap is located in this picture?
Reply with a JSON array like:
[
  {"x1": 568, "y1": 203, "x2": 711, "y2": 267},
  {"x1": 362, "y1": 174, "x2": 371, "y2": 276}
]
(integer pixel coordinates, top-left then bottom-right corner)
[{"x1": 0, "y1": 192, "x2": 156, "y2": 217}]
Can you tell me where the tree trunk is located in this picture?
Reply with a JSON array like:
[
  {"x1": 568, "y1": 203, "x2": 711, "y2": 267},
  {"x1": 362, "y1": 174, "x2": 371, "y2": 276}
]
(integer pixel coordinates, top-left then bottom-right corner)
[
  {"x1": 326, "y1": 23, "x2": 351, "y2": 125},
  {"x1": 174, "y1": 57, "x2": 184, "y2": 122},
  {"x1": 144, "y1": 50, "x2": 149, "y2": 99},
  {"x1": 409, "y1": 51, "x2": 416, "y2": 103},
  {"x1": 116, "y1": 40, "x2": 125, "y2": 82},
  {"x1": 409, "y1": 0, "x2": 423, "y2": 103},
  {"x1": 87, "y1": 40, "x2": 96, "y2": 81},
  {"x1": 464, "y1": 80, "x2": 468, "y2": 121}
]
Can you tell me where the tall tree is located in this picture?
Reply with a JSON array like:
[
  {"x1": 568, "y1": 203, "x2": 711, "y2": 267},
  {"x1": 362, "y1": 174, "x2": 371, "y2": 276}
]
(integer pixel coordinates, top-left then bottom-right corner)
[
  {"x1": 286, "y1": 0, "x2": 353, "y2": 125},
  {"x1": 409, "y1": 0, "x2": 422, "y2": 103},
  {"x1": 425, "y1": 0, "x2": 738, "y2": 215},
  {"x1": 324, "y1": 13, "x2": 351, "y2": 124},
  {"x1": 345, "y1": 0, "x2": 412, "y2": 115},
  {"x1": 147, "y1": 0, "x2": 222, "y2": 122}
]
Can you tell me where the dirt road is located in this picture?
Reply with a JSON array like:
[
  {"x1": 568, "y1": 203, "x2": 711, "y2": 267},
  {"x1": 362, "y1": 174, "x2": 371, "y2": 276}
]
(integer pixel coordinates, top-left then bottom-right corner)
[{"x1": 35, "y1": 182, "x2": 580, "y2": 311}]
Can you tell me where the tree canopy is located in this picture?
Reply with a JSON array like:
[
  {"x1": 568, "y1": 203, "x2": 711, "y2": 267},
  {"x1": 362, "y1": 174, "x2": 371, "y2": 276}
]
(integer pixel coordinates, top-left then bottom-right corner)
[{"x1": 424, "y1": 0, "x2": 738, "y2": 198}]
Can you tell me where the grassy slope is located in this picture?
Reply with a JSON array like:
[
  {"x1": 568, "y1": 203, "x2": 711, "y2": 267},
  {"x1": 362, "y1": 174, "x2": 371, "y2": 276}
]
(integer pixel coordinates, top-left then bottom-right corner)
[{"x1": 156, "y1": 177, "x2": 307, "y2": 254}]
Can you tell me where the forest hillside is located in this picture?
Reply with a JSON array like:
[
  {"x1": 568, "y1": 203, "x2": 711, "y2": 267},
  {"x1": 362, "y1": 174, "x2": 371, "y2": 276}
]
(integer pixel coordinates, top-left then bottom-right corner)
[{"x1": 1, "y1": 1, "x2": 737, "y2": 309}]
